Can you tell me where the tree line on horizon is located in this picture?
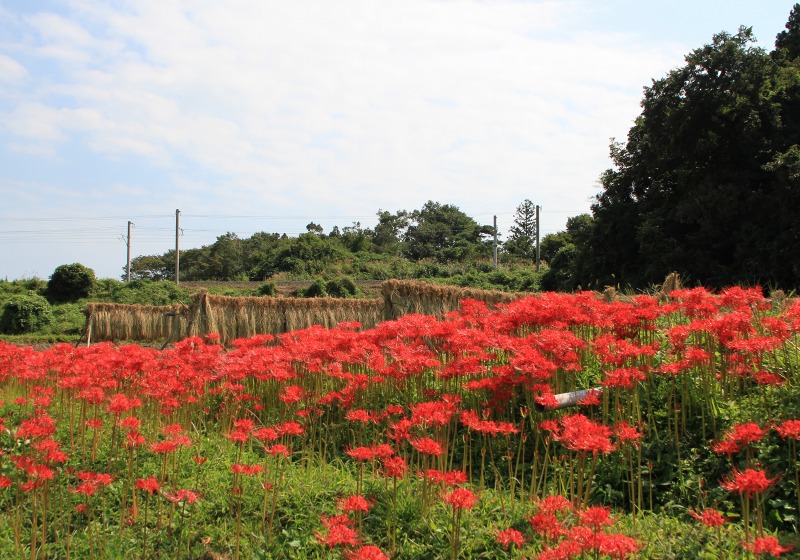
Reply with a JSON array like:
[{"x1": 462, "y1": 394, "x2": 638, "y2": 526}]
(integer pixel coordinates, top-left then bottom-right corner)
[{"x1": 130, "y1": 5, "x2": 800, "y2": 293}]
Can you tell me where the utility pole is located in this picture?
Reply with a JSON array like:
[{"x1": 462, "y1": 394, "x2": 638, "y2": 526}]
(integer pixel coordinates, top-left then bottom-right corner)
[
  {"x1": 126, "y1": 221, "x2": 134, "y2": 282},
  {"x1": 175, "y1": 209, "x2": 180, "y2": 285},
  {"x1": 493, "y1": 215, "x2": 498, "y2": 268},
  {"x1": 535, "y1": 205, "x2": 541, "y2": 271}
]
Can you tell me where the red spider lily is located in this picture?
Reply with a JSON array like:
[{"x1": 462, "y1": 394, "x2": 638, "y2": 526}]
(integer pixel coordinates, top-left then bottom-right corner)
[
  {"x1": 747, "y1": 535, "x2": 794, "y2": 557},
  {"x1": 119, "y1": 416, "x2": 140, "y2": 429},
  {"x1": 689, "y1": 508, "x2": 728, "y2": 527},
  {"x1": 443, "y1": 487, "x2": 476, "y2": 510},
  {"x1": 163, "y1": 489, "x2": 199, "y2": 504},
  {"x1": 16, "y1": 411, "x2": 56, "y2": 440},
  {"x1": 424, "y1": 469, "x2": 469, "y2": 487},
  {"x1": 579, "y1": 505, "x2": 614, "y2": 529},
  {"x1": 460, "y1": 410, "x2": 519, "y2": 435},
  {"x1": 775, "y1": 419, "x2": 800, "y2": 440},
  {"x1": 71, "y1": 481, "x2": 99, "y2": 497},
  {"x1": 135, "y1": 477, "x2": 160, "y2": 495},
  {"x1": 410, "y1": 400, "x2": 459, "y2": 427},
  {"x1": 151, "y1": 441, "x2": 178, "y2": 454},
  {"x1": 613, "y1": 422, "x2": 642, "y2": 446},
  {"x1": 0, "y1": 476, "x2": 11, "y2": 489},
  {"x1": 338, "y1": 494, "x2": 371, "y2": 513},
  {"x1": 382, "y1": 455, "x2": 408, "y2": 478},
  {"x1": 529, "y1": 511, "x2": 568, "y2": 541},
  {"x1": 266, "y1": 444, "x2": 290, "y2": 457},
  {"x1": 496, "y1": 527, "x2": 525, "y2": 549},
  {"x1": 536, "y1": 494, "x2": 573, "y2": 515},
  {"x1": 595, "y1": 532, "x2": 640, "y2": 559},
  {"x1": 345, "y1": 409, "x2": 374, "y2": 423},
  {"x1": 192, "y1": 454, "x2": 207, "y2": 465},
  {"x1": 231, "y1": 463, "x2": 264, "y2": 476},
  {"x1": 346, "y1": 545, "x2": 388, "y2": 560},
  {"x1": 720, "y1": 468, "x2": 777, "y2": 497},
  {"x1": 410, "y1": 437, "x2": 443, "y2": 456},
  {"x1": 316, "y1": 514, "x2": 360, "y2": 548},
  {"x1": 556, "y1": 414, "x2": 615, "y2": 455}
]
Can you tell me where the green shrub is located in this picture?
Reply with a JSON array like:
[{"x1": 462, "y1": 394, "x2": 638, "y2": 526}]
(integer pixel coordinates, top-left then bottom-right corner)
[
  {"x1": 0, "y1": 293, "x2": 52, "y2": 334},
  {"x1": 300, "y1": 278, "x2": 328, "y2": 298},
  {"x1": 46, "y1": 263, "x2": 96, "y2": 303},
  {"x1": 257, "y1": 281, "x2": 276, "y2": 296},
  {"x1": 326, "y1": 276, "x2": 359, "y2": 298}
]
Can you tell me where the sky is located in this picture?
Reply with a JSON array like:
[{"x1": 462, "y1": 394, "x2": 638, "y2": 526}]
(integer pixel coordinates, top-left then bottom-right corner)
[{"x1": 0, "y1": 0, "x2": 797, "y2": 281}]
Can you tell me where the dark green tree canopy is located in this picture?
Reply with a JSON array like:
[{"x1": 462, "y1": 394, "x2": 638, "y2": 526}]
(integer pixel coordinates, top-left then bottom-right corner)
[
  {"x1": 577, "y1": 21, "x2": 800, "y2": 290},
  {"x1": 46, "y1": 263, "x2": 96, "y2": 302},
  {"x1": 404, "y1": 201, "x2": 490, "y2": 263}
]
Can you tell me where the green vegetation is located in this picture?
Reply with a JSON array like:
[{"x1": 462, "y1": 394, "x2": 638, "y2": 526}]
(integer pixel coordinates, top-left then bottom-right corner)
[
  {"x1": 564, "y1": 12, "x2": 800, "y2": 291},
  {"x1": 45, "y1": 262, "x2": 96, "y2": 303}
]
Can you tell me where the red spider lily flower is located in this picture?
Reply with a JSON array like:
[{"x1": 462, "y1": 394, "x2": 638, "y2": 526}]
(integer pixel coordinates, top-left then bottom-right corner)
[
  {"x1": 253, "y1": 427, "x2": 279, "y2": 443},
  {"x1": 71, "y1": 481, "x2": 99, "y2": 497},
  {"x1": 711, "y1": 438, "x2": 742, "y2": 457},
  {"x1": 277, "y1": 421, "x2": 306, "y2": 437},
  {"x1": 410, "y1": 400, "x2": 458, "y2": 427},
  {"x1": 74, "y1": 504, "x2": 88, "y2": 514},
  {"x1": 410, "y1": 437, "x2": 443, "y2": 457},
  {"x1": 151, "y1": 441, "x2": 178, "y2": 454},
  {"x1": 346, "y1": 446, "x2": 377, "y2": 462},
  {"x1": 556, "y1": 414, "x2": 615, "y2": 456},
  {"x1": 226, "y1": 430, "x2": 249, "y2": 444},
  {"x1": 534, "y1": 392, "x2": 560, "y2": 411},
  {"x1": 233, "y1": 418, "x2": 254, "y2": 433},
  {"x1": 602, "y1": 367, "x2": 647, "y2": 389},
  {"x1": 578, "y1": 389, "x2": 602, "y2": 407},
  {"x1": 316, "y1": 514, "x2": 360, "y2": 548},
  {"x1": 163, "y1": 489, "x2": 199, "y2": 504},
  {"x1": 747, "y1": 535, "x2": 794, "y2": 557},
  {"x1": 125, "y1": 430, "x2": 146, "y2": 448},
  {"x1": 537, "y1": 538, "x2": 583, "y2": 560},
  {"x1": 775, "y1": 419, "x2": 800, "y2": 441},
  {"x1": 443, "y1": 487, "x2": 476, "y2": 510},
  {"x1": 119, "y1": 416, "x2": 141, "y2": 429},
  {"x1": 0, "y1": 476, "x2": 12, "y2": 489},
  {"x1": 529, "y1": 512, "x2": 567, "y2": 541},
  {"x1": 266, "y1": 444, "x2": 290, "y2": 457},
  {"x1": 280, "y1": 385, "x2": 305, "y2": 405},
  {"x1": 86, "y1": 419, "x2": 103, "y2": 429},
  {"x1": 579, "y1": 505, "x2": 614, "y2": 529},
  {"x1": 728, "y1": 422, "x2": 766, "y2": 446},
  {"x1": 720, "y1": 468, "x2": 777, "y2": 497},
  {"x1": 496, "y1": 528, "x2": 525, "y2": 549},
  {"x1": 382, "y1": 455, "x2": 408, "y2": 478},
  {"x1": 193, "y1": 455, "x2": 208, "y2": 465},
  {"x1": 106, "y1": 393, "x2": 142, "y2": 415},
  {"x1": 338, "y1": 494, "x2": 371, "y2": 513},
  {"x1": 135, "y1": 477, "x2": 160, "y2": 495},
  {"x1": 689, "y1": 508, "x2": 728, "y2": 527},
  {"x1": 596, "y1": 532, "x2": 640, "y2": 559},
  {"x1": 613, "y1": 422, "x2": 642, "y2": 446},
  {"x1": 346, "y1": 545, "x2": 388, "y2": 560},
  {"x1": 345, "y1": 409, "x2": 374, "y2": 423},
  {"x1": 537, "y1": 494, "x2": 573, "y2": 515},
  {"x1": 14, "y1": 397, "x2": 28, "y2": 406},
  {"x1": 16, "y1": 412, "x2": 56, "y2": 440},
  {"x1": 231, "y1": 463, "x2": 264, "y2": 476}
]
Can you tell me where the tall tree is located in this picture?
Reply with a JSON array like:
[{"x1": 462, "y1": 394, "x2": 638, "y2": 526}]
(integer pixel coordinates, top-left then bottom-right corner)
[
  {"x1": 404, "y1": 201, "x2": 490, "y2": 262},
  {"x1": 578, "y1": 23, "x2": 800, "y2": 290},
  {"x1": 505, "y1": 199, "x2": 537, "y2": 259}
]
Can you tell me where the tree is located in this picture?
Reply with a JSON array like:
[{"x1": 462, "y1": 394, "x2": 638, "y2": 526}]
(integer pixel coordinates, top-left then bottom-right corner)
[
  {"x1": 578, "y1": 24, "x2": 800, "y2": 290},
  {"x1": 371, "y1": 210, "x2": 409, "y2": 255},
  {"x1": 775, "y1": 3, "x2": 800, "y2": 60},
  {"x1": 404, "y1": 201, "x2": 490, "y2": 262},
  {"x1": 46, "y1": 263, "x2": 96, "y2": 302},
  {"x1": 505, "y1": 199, "x2": 537, "y2": 259}
]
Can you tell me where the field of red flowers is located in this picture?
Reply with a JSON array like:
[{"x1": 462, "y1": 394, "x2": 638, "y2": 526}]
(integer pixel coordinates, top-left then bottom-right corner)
[{"x1": 1, "y1": 286, "x2": 799, "y2": 559}]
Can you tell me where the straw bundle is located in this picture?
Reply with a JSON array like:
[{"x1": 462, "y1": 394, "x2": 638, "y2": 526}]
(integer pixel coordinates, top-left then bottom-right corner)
[
  {"x1": 84, "y1": 302, "x2": 188, "y2": 343},
  {"x1": 187, "y1": 292, "x2": 284, "y2": 343},
  {"x1": 380, "y1": 279, "x2": 523, "y2": 319},
  {"x1": 282, "y1": 297, "x2": 384, "y2": 332}
]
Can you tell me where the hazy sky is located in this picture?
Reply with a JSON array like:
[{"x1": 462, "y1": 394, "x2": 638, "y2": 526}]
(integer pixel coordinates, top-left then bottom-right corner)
[{"x1": 1, "y1": 0, "x2": 797, "y2": 280}]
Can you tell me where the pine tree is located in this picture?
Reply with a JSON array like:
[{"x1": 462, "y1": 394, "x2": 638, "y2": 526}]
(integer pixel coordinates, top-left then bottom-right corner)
[{"x1": 505, "y1": 199, "x2": 537, "y2": 259}]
